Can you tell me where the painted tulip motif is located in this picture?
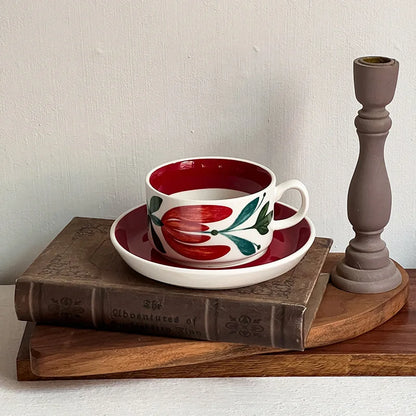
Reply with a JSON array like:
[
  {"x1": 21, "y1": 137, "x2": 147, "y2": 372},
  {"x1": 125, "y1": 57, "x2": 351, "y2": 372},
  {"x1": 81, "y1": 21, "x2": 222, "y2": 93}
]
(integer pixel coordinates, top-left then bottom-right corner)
[
  {"x1": 147, "y1": 195, "x2": 273, "y2": 261},
  {"x1": 161, "y1": 205, "x2": 232, "y2": 261}
]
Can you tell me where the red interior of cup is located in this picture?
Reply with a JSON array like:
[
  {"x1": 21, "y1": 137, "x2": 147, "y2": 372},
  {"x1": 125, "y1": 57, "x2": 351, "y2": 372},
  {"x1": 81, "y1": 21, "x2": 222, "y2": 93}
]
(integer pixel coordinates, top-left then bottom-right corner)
[{"x1": 149, "y1": 158, "x2": 272, "y2": 195}]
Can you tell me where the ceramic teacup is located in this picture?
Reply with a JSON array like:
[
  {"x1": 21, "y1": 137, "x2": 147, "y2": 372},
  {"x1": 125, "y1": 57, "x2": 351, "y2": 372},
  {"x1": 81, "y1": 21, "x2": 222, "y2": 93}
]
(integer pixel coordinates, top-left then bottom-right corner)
[{"x1": 146, "y1": 157, "x2": 309, "y2": 268}]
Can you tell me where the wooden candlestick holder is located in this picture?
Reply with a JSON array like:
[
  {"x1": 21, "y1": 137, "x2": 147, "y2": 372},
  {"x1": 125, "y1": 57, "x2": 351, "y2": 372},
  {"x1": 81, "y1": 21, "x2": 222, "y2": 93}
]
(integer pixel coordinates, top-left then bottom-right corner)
[{"x1": 331, "y1": 56, "x2": 402, "y2": 293}]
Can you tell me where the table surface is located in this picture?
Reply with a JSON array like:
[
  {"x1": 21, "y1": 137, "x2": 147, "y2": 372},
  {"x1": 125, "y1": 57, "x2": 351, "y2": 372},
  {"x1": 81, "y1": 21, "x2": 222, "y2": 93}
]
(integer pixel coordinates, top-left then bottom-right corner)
[{"x1": 2, "y1": 284, "x2": 416, "y2": 416}]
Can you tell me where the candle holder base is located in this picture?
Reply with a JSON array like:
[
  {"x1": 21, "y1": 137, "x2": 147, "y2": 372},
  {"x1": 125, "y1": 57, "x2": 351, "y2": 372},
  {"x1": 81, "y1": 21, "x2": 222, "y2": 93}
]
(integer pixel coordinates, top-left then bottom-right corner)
[{"x1": 331, "y1": 258, "x2": 402, "y2": 293}]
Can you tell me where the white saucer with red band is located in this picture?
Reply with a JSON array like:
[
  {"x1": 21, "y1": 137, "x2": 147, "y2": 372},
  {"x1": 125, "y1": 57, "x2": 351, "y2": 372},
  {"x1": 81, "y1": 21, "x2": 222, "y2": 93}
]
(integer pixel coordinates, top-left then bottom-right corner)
[{"x1": 110, "y1": 202, "x2": 315, "y2": 289}]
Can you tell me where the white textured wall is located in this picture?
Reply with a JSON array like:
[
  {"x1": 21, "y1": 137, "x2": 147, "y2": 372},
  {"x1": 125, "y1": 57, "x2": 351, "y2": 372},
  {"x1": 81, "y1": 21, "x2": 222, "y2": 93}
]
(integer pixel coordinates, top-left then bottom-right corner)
[{"x1": 1, "y1": 1, "x2": 416, "y2": 284}]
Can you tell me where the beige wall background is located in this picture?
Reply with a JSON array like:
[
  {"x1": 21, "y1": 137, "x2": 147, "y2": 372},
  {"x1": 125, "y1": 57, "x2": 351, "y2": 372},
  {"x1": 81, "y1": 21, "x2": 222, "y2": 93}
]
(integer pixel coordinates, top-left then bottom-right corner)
[{"x1": 1, "y1": 1, "x2": 415, "y2": 284}]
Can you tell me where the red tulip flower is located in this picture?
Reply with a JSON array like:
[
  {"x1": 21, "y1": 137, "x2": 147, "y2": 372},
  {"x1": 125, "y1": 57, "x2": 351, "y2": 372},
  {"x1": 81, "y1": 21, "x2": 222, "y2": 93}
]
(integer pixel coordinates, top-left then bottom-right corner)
[
  {"x1": 161, "y1": 205, "x2": 232, "y2": 261},
  {"x1": 148, "y1": 195, "x2": 272, "y2": 262}
]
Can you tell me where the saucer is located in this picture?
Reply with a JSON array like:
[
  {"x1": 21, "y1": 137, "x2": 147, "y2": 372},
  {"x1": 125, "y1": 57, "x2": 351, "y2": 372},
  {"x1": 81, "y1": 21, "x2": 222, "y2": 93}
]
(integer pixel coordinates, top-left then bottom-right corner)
[{"x1": 110, "y1": 202, "x2": 316, "y2": 289}]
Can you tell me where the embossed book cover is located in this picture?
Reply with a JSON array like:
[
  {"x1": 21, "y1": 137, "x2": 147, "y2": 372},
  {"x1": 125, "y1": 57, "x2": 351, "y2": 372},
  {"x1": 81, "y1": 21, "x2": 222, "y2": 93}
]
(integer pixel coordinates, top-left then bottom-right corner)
[{"x1": 15, "y1": 217, "x2": 331, "y2": 350}]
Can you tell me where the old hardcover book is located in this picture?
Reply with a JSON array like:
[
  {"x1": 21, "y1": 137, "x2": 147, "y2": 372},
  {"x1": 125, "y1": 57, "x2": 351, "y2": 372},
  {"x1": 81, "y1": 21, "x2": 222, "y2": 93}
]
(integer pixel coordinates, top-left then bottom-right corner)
[{"x1": 15, "y1": 217, "x2": 332, "y2": 350}]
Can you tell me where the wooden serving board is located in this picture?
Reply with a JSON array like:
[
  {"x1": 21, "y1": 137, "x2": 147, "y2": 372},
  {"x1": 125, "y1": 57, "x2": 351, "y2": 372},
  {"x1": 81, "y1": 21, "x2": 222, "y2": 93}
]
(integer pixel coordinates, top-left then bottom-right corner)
[{"x1": 17, "y1": 254, "x2": 412, "y2": 379}]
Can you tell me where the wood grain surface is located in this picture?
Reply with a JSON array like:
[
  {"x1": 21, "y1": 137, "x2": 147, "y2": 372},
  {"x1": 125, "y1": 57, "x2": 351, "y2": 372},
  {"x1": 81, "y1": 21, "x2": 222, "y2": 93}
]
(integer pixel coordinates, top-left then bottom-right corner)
[{"x1": 17, "y1": 254, "x2": 412, "y2": 379}]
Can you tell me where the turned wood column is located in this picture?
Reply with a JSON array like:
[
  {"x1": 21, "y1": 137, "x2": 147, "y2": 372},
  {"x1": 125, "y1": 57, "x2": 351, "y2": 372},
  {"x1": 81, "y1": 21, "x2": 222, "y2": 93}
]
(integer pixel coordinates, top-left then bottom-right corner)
[{"x1": 331, "y1": 56, "x2": 402, "y2": 293}]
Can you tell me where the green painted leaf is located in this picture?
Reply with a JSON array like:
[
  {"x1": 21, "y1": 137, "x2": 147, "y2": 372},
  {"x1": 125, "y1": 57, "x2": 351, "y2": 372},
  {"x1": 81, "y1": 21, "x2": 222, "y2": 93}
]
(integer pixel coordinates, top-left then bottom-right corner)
[
  {"x1": 148, "y1": 196, "x2": 163, "y2": 214},
  {"x1": 257, "y1": 211, "x2": 273, "y2": 227},
  {"x1": 150, "y1": 222, "x2": 166, "y2": 253},
  {"x1": 253, "y1": 207, "x2": 273, "y2": 235},
  {"x1": 224, "y1": 234, "x2": 257, "y2": 256},
  {"x1": 151, "y1": 214, "x2": 163, "y2": 227},
  {"x1": 256, "y1": 201, "x2": 270, "y2": 224},
  {"x1": 256, "y1": 225, "x2": 269, "y2": 235},
  {"x1": 264, "y1": 211, "x2": 273, "y2": 225},
  {"x1": 225, "y1": 197, "x2": 259, "y2": 231}
]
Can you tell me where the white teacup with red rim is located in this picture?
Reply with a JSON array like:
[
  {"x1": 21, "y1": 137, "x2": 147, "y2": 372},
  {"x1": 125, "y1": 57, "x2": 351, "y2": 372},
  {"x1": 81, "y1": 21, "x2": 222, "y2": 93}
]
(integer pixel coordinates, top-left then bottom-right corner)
[{"x1": 146, "y1": 157, "x2": 309, "y2": 268}]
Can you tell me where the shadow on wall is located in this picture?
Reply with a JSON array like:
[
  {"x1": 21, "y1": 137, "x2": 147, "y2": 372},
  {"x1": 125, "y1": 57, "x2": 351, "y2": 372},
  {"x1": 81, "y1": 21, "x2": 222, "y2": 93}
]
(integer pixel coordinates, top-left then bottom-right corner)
[{"x1": 268, "y1": 78, "x2": 308, "y2": 208}]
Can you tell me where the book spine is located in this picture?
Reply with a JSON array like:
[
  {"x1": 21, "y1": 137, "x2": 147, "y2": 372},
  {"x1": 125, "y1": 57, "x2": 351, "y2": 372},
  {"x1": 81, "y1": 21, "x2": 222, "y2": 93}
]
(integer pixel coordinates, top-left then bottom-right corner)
[{"x1": 14, "y1": 278, "x2": 304, "y2": 349}]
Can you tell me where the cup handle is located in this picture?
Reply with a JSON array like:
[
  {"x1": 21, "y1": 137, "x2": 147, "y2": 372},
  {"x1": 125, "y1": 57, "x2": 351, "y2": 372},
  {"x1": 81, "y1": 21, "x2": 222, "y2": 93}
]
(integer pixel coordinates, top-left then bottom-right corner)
[{"x1": 271, "y1": 179, "x2": 309, "y2": 231}]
